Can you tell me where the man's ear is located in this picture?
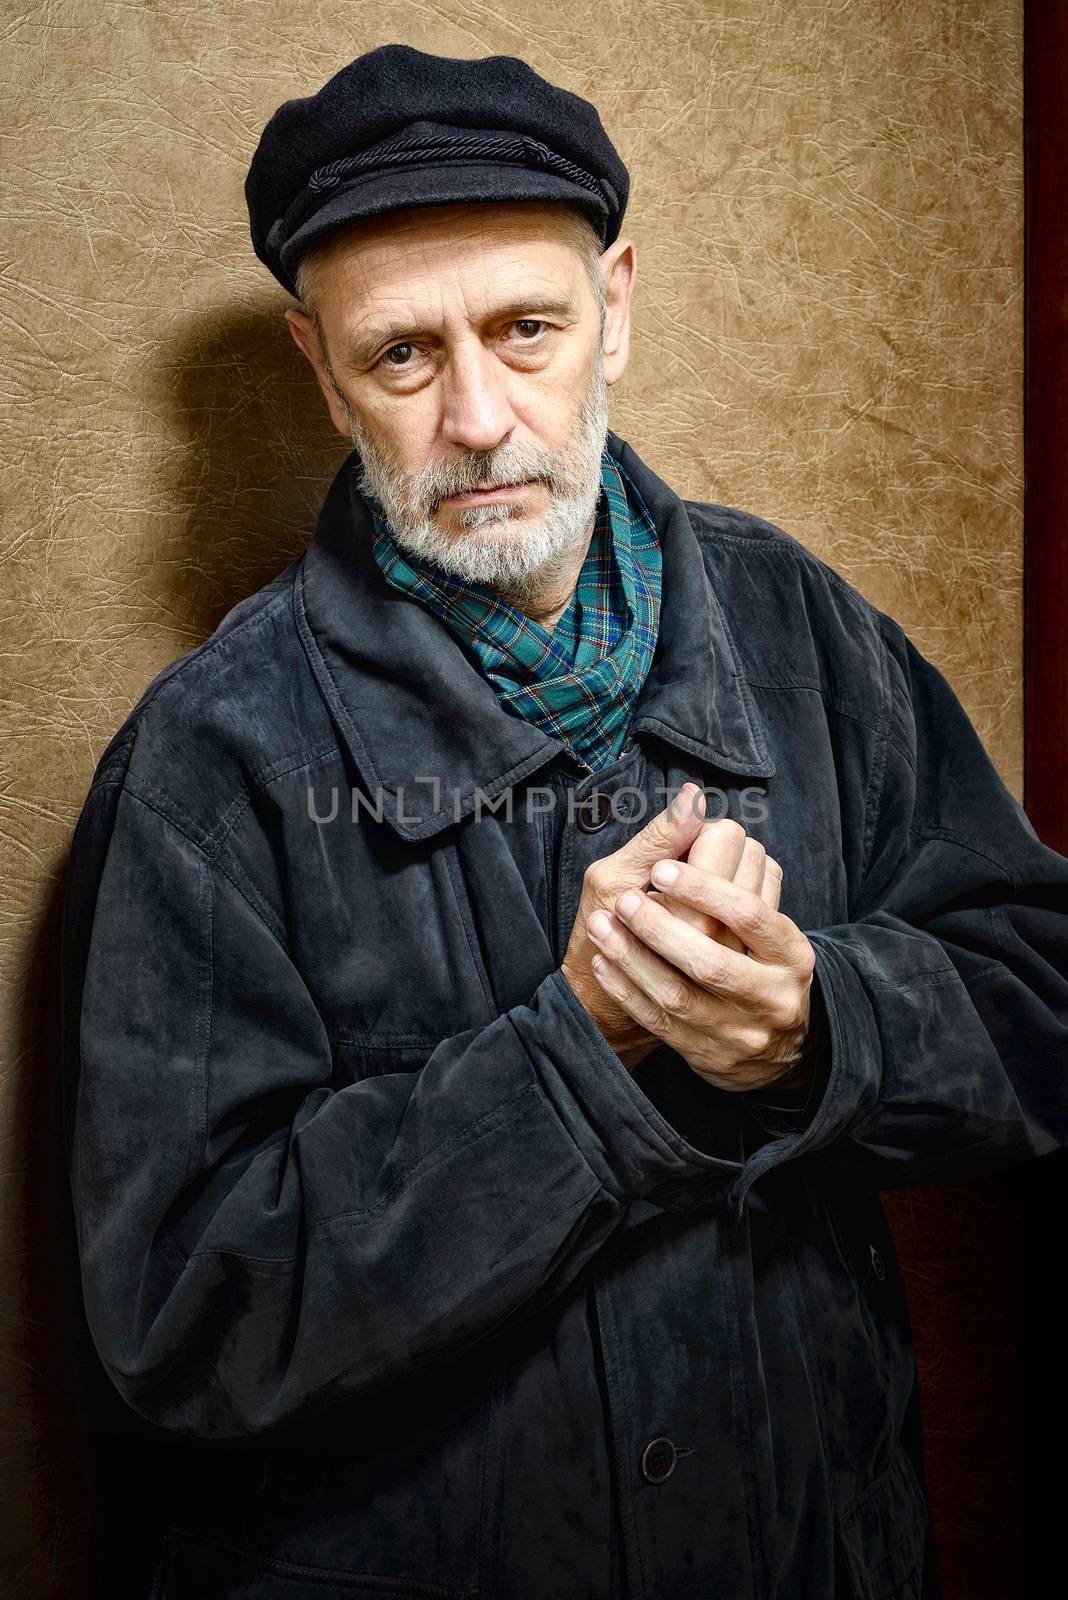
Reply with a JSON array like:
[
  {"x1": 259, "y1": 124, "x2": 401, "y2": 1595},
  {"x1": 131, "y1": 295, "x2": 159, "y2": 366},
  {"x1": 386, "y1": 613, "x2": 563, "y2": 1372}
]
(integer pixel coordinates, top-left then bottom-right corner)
[
  {"x1": 285, "y1": 309, "x2": 354, "y2": 439},
  {"x1": 598, "y1": 237, "x2": 636, "y2": 387}
]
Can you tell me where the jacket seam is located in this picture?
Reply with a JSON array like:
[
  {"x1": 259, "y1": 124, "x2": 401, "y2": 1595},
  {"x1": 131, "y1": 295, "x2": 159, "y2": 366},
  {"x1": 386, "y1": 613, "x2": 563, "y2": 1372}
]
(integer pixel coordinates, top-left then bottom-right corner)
[
  {"x1": 213, "y1": 850, "x2": 287, "y2": 945},
  {"x1": 162, "y1": 1527, "x2": 476, "y2": 1596},
  {"x1": 115, "y1": 788, "x2": 293, "y2": 960},
  {"x1": 906, "y1": 821, "x2": 1017, "y2": 888},
  {"x1": 855, "y1": 1519, "x2": 924, "y2": 1580},
  {"x1": 866, "y1": 966, "x2": 961, "y2": 991},
  {"x1": 742, "y1": 678, "x2": 887, "y2": 739},
  {"x1": 336, "y1": 1029, "x2": 454, "y2": 1048},
  {"x1": 773, "y1": 1201, "x2": 841, "y2": 1519},
  {"x1": 442, "y1": 844, "x2": 498, "y2": 1020},
  {"x1": 179, "y1": 1084, "x2": 549, "y2": 1265},
  {"x1": 188, "y1": 848, "x2": 213, "y2": 1183},
  {"x1": 120, "y1": 586, "x2": 293, "y2": 726},
  {"x1": 884, "y1": 733, "x2": 917, "y2": 777},
  {"x1": 685, "y1": 509, "x2": 885, "y2": 614},
  {"x1": 119, "y1": 741, "x2": 344, "y2": 947},
  {"x1": 89, "y1": 740, "x2": 139, "y2": 789},
  {"x1": 867, "y1": 634, "x2": 1019, "y2": 888},
  {"x1": 303, "y1": 1082, "x2": 548, "y2": 1240},
  {"x1": 708, "y1": 591, "x2": 775, "y2": 765},
  {"x1": 215, "y1": 741, "x2": 342, "y2": 852},
  {"x1": 720, "y1": 1223, "x2": 769, "y2": 1598},
  {"x1": 857, "y1": 642, "x2": 893, "y2": 898},
  {"x1": 123, "y1": 739, "x2": 338, "y2": 861}
]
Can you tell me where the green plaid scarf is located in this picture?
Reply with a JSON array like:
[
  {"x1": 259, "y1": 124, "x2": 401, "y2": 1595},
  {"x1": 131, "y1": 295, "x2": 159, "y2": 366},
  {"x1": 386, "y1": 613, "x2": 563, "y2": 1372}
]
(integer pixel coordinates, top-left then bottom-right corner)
[{"x1": 366, "y1": 448, "x2": 662, "y2": 772}]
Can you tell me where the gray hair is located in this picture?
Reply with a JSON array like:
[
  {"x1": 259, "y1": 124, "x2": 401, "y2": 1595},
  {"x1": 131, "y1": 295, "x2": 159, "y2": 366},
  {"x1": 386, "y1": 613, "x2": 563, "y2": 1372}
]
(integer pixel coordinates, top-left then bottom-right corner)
[{"x1": 295, "y1": 202, "x2": 610, "y2": 372}]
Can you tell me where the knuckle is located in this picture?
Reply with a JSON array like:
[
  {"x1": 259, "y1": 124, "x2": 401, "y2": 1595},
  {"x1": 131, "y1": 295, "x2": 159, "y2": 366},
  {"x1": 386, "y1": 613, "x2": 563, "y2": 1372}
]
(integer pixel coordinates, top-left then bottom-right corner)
[
  {"x1": 769, "y1": 994, "x2": 801, "y2": 1031},
  {"x1": 695, "y1": 951, "x2": 726, "y2": 989},
  {"x1": 739, "y1": 1023, "x2": 773, "y2": 1059},
  {"x1": 582, "y1": 859, "x2": 607, "y2": 897},
  {"x1": 661, "y1": 978, "x2": 693, "y2": 1018},
  {"x1": 735, "y1": 895, "x2": 770, "y2": 937}
]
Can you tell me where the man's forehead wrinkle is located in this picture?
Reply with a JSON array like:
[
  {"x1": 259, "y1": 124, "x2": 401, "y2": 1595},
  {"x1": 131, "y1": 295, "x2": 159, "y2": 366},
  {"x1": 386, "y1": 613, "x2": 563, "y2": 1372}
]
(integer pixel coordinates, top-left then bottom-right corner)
[{"x1": 327, "y1": 214, "x2": 577, "y2": 295}]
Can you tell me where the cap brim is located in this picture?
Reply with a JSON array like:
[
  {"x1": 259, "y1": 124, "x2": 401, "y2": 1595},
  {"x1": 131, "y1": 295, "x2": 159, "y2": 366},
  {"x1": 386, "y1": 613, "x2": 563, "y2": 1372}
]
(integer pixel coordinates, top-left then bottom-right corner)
[{"x1": 278, "y1": 163, "x2": 609, "y2": 293}]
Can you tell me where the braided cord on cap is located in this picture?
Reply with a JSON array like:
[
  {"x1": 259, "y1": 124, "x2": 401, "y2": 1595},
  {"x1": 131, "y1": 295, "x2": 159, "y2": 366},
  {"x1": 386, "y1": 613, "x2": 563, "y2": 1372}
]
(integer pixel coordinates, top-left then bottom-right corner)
[{"x1": 267, "y1": 127, "x2": 616, "y2": 255}]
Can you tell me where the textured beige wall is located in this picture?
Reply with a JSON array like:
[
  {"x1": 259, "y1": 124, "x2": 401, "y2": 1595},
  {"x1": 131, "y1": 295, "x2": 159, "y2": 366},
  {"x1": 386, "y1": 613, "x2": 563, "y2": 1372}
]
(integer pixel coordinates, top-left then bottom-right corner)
[{"x1": 0, "y1": 2, "x2": 1021, "y2": 1594}]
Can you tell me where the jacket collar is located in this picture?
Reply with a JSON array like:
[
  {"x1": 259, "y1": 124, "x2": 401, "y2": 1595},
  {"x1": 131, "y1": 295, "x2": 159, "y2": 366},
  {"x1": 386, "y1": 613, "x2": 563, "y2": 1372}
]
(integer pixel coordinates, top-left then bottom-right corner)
[{"x1": 294, "y1": 429, "x2": 775, "y2": 842}]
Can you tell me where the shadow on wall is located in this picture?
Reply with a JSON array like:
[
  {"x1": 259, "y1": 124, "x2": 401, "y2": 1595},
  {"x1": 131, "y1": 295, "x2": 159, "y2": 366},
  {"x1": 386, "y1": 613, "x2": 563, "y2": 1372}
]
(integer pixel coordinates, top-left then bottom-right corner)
[
  {"x1": 158, "y1": 304, "x2": 351, "y2": 646},
  {"x1": 12, "y1": 875, "x2": 181, "y2": 1600}
]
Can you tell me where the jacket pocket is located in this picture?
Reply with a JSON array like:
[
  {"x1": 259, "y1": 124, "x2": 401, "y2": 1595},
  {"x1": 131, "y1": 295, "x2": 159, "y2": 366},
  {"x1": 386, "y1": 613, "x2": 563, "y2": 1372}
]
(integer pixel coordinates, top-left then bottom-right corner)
[
  {"x1": 153, "y1": 1349, "x2": 499, "y2": 1596},
  {"x1": 156, "y1": 1524, "x2": 479, "y2": 1597},
  {"x1": 835, "y1": 1446, "x2": 929, "y2": 1600},
  {"x1": 817, "y1": 1178, "x2": 909, "y2": 1326}
]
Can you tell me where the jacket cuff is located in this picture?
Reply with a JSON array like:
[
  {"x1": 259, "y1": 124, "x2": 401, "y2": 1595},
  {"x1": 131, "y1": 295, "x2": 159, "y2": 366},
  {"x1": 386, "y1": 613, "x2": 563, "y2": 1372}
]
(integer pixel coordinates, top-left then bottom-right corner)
[
  {"x1": 516, "y1": 967, "x2": 743, "y2": 1212},
  {"x1": 725, "y1": 934, "x2": 883, "y2": 1218},
  {"x1": 735, "y1": 967, "x2": 833, "y2": 1132}
]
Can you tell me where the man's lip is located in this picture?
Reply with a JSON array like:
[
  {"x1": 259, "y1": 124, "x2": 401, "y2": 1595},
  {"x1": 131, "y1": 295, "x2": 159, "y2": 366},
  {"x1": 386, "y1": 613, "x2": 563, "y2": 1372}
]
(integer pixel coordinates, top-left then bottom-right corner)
[{"x1": 442, "y1": 479, "x2": 537, "y2": 505}]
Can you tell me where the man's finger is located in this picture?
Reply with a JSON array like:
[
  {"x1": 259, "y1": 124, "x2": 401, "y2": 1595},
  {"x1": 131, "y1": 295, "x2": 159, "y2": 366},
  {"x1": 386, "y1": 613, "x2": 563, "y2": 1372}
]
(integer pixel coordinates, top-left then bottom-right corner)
[
  {"x1": 671, "y1": 818, "x2": 747, "y2": 941},
  {"x1": 699, "y1": 828, "x2": 766, "y2": 953},
  {"x1": 761, "y1": 857, "x2": 783, "y2": 914},
  {"x1": 644, "y1": 863, "x2": 801, "y2": 967}
]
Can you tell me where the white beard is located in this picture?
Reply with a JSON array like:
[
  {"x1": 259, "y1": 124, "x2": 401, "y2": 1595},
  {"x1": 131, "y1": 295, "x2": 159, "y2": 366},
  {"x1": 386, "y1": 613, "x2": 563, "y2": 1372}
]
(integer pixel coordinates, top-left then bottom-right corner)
[{"x1": 343, "y1": 348, "x2": 610, "y2": 606}]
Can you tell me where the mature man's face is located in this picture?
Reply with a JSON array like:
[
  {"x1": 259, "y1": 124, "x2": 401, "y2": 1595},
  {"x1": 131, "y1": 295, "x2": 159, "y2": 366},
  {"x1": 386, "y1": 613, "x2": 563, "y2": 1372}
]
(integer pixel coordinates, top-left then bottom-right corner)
[{"x1": 285, "y1": 202, "x2": 635, "y2": 603}]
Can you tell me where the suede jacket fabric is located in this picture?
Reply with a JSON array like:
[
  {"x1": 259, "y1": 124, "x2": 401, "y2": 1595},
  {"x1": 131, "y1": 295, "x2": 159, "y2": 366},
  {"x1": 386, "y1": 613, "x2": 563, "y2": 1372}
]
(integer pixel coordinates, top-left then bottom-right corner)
[{"x1": 59, "y1": 429, "x2": 1068, "y2": 1600}]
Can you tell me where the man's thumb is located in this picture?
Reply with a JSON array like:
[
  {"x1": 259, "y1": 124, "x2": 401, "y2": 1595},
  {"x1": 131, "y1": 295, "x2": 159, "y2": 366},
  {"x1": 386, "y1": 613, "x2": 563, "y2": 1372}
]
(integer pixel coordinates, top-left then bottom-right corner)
[{"x1": 613, "y1": 781, "x2": 706, "y2": 873}]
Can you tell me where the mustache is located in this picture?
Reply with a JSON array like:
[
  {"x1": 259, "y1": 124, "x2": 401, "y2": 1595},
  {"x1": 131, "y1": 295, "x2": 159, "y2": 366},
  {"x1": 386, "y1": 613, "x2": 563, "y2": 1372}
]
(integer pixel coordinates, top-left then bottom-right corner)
[
  {"x1": 351, "y1": 430, "x2": 568, "y2": 510},
  {"x1": 414, "y1": 452, "x2": 563, "y2": 504},
  {"x1": 426, "y1": 473, "x2": 554, "y2": 512}
]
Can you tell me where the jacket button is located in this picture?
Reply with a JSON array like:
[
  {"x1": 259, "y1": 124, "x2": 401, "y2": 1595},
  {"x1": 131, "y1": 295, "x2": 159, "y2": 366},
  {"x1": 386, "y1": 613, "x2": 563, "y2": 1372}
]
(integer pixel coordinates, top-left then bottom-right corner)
[
  {"x1": 576, "y1": 791, "x2": 614, "y2": 832},
  {"x1": 640, "y1": 1436, "x2": 677, "y2": 1484},
  {"x1": 869, "y1": 1244, "x2": 886, "y2": 1281}
]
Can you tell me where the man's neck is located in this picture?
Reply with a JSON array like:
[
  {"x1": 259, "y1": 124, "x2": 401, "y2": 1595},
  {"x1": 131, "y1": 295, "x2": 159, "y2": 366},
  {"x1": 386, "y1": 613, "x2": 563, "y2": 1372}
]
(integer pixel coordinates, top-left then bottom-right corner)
[{"x1": 495, "y1": 506, "x2": 597, "y2": 631}]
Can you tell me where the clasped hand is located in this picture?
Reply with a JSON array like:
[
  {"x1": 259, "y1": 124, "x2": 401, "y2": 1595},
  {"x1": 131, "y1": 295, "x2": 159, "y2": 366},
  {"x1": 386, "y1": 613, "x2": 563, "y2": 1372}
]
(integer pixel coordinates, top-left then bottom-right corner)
[{"x1": 560, "y1": 783, "x2": 816, "y2": 1092}]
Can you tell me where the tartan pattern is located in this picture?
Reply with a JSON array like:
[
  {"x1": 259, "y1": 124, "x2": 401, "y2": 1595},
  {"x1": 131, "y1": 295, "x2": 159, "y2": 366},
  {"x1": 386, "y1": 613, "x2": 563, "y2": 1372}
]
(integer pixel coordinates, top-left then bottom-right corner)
[{"x1": 367, "y1": 448, "x2": 662, "y2": 771}]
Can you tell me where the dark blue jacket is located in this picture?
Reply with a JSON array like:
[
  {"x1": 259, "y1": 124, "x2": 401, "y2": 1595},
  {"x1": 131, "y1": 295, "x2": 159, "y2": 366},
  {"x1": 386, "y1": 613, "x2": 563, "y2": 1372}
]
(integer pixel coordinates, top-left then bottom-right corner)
[{"x1": 60, "y1": 430, "x2": 1068, "y2": 1599}]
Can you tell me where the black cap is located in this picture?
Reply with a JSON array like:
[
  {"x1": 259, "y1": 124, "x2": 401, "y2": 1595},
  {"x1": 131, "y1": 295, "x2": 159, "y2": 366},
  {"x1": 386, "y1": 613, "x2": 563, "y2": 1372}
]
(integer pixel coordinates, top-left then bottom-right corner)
[{"x1": 245, "y1": 45, "x2": 629, "y2": 298}]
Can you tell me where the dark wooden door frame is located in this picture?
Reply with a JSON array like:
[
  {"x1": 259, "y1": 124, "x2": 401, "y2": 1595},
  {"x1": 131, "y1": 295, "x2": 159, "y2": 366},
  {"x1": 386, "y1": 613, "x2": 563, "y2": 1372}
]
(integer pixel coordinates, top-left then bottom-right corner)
[
  {"x1": 1025, "y1": 8, "x2": 1068, "y2": 849},
  {"x1": 1019, "y1": 2, "x2": 1066, "y2": 1592}
]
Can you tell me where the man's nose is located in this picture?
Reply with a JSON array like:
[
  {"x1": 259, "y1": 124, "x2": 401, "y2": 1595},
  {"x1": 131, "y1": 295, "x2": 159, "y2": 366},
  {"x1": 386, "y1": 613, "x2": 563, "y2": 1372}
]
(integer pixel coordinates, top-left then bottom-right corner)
[{"x1": 439, "y1": 340, "x2": 518, "y2": 453}]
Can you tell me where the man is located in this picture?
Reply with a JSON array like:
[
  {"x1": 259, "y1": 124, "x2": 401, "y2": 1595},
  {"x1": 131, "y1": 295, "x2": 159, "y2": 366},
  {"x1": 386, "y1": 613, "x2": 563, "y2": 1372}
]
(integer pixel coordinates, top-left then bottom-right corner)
[{"x1": 59, "y1": 44, "x2": 1068, "y2": 1600}]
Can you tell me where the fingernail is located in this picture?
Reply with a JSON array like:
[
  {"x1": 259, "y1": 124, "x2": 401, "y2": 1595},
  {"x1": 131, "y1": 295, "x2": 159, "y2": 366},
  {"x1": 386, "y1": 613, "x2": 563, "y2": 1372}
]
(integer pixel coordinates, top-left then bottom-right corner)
[
  {"x1": 652, "y1": 861, "x2": 679, "y2": 886},
  {"x1": 672, "y1": 784, "x2": 706, "y2": 822},
  {"x1": 672, "y1": 784, "x2": 694, "y2": 820},
  {"x1": 616, "y1": 890, "x2": 642, "y2": 917},
  {"x1": 589, "y1": 911, "x2": 613, "y2": 940}
]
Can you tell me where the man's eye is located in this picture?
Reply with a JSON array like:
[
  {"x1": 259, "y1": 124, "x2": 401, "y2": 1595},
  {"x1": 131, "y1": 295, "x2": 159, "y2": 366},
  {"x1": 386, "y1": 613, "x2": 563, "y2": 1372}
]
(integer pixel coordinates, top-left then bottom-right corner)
[{"x1": 378, "y1": 323, "x2": 546, "y2": 369}]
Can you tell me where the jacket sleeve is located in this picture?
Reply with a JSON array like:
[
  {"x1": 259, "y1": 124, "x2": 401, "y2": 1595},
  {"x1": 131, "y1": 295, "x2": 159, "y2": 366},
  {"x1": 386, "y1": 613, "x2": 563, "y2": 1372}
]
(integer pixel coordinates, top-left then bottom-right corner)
[
  {"x1": 734, "y1": 994, "x2": 833, "y2": 1133},
  {"x1": 60, "y1": 771, "x2": 737, "y2": 1440},
  {"x1": 727, "y1": 625, "x2": 1068, "y2": 1218}
]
